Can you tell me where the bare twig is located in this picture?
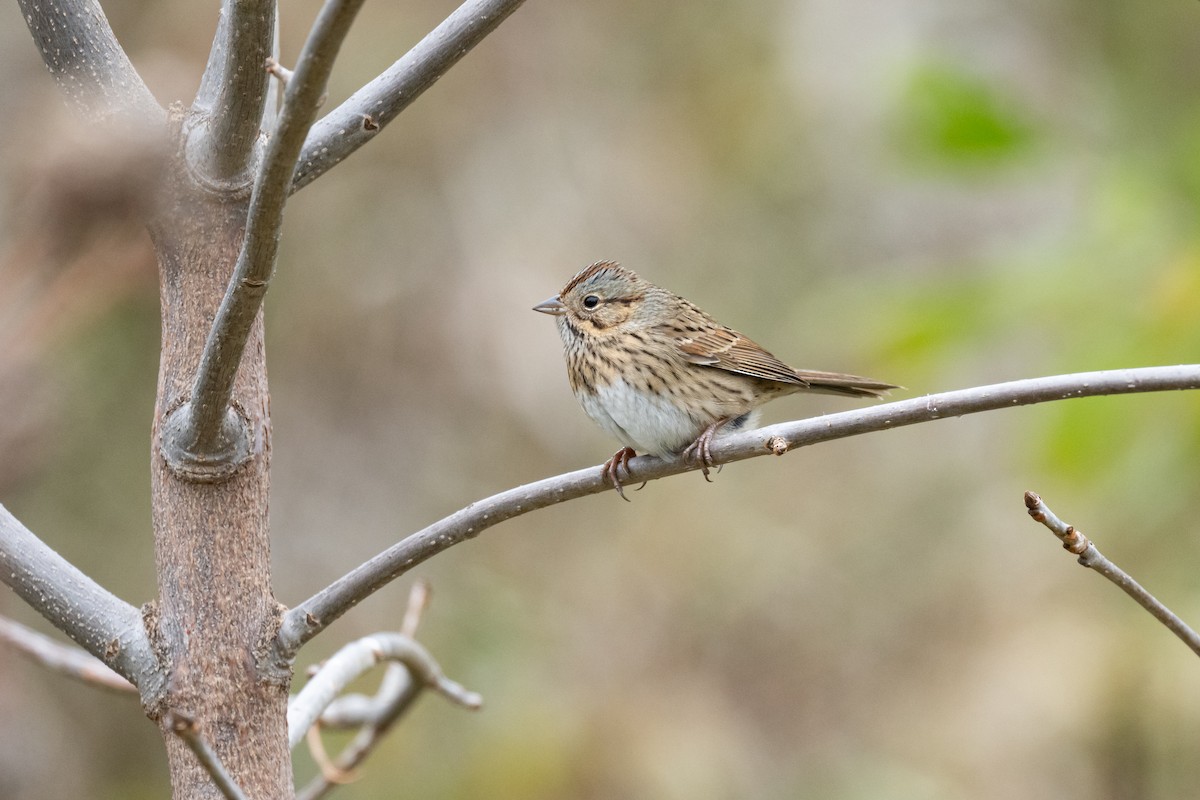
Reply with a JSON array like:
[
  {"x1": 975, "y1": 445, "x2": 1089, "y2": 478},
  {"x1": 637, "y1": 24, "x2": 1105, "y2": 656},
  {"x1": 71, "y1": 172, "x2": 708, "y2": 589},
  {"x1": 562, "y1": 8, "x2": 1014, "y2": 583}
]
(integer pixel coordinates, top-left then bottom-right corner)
[
  {"x1": 0, "y1": 503, "x2": 160, "y2": 694},
  {"x1": 275, "y1": 365, "x2": 1200, "y2": 658},
  {"x1": 316, "y1": 578, "x2": 434, "y2": 734},
  {"x1": 288, "y1": 632, "x2": 481, "y2": 749},
  {"x1": 305, "y1": 723, "x2": 359, "y2": 787},
  {"x1": 1024, "y1": 491, "x2": 1200, "y2": 658},
  {"x1": 168, "y1": 711, "x2": 250, "y2": 800},
  {"x1": 316, "y1": 662, "x2": 416, "y2": 730},
  {"x1": 400, "y1": 578, "x2": 431, "y2": 638},
  {"x1": 312, "y1": 581, "x2": 432, "y2": 730},
  {"x1": 16, "y1": 0, "x2": 163, "y2": 124},
  {"x1": 0, "y1": 615, "x2": 136, "y2": 693},
  {"x1": 298, "y1": 586, "x2": 435, "y2": 796},
  {"x1": 188, "y1": 0, "x2": 276, "y2": 185},
  {"x1": 161, "y1": 0, "x2": 367, "y2": 477},
  {"x1": 265, "y1": 57, "x2": 296, "y2": 87},
  {"x1": 292, "y1": 0, "x2": 526, "y2": 192}
]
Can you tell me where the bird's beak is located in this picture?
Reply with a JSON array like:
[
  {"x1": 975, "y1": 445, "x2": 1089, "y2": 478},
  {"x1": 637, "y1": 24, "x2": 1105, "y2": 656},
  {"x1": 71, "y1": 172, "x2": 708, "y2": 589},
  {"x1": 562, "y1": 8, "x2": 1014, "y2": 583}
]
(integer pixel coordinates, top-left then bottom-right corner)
[{"x1": 533, "y1": 296, "x2": 566, "y2": 316}]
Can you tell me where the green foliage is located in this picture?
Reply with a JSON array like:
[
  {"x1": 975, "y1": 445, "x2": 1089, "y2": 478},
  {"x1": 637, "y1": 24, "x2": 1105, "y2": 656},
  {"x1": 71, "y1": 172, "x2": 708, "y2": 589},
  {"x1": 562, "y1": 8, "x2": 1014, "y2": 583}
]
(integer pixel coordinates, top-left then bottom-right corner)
[{"x1": 890, "y1": 61, "x2": 1039, "y2": 171}]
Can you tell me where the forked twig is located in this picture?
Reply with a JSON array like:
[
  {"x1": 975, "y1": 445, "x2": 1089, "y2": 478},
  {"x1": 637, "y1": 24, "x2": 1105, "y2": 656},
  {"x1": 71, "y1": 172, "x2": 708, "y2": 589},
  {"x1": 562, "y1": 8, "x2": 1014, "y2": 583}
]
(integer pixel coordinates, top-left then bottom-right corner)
[
  {"x1": 293, "y1": 0, "x2": 526, "y2": 191},
  {"x1": 288, "y1": 631, "x2": 480, "y2": 749},
  {"x1": 298, "y1": 581, "x2": 436, "y2": 799},
  {"x1": 162, "y1": 0, "x2": 367, "y2": 476}
]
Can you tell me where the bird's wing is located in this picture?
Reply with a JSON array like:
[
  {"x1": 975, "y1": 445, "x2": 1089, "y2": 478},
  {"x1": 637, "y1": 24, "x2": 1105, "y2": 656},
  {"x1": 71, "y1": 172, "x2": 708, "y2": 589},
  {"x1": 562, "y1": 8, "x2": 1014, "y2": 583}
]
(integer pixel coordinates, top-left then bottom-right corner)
[{"x1": 675, "y1": 327, "x2": 808, "y2": 386}]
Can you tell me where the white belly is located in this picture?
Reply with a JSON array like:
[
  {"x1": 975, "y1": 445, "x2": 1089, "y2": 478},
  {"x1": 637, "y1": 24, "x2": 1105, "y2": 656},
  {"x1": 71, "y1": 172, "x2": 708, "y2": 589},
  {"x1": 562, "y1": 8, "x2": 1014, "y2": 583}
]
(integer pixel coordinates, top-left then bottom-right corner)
[{"x1": 577, "y1": 380, "x2": 721, "y2": 460}]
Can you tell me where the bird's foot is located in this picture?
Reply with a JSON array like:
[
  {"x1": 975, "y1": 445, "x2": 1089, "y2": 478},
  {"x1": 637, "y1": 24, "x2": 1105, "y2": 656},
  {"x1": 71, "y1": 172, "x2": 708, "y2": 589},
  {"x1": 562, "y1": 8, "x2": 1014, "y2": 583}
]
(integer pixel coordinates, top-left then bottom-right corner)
[
  {"x1": 682, "y1": 418, "x2": 731, "y2": 482},
  {"x1": 602, "y1": 447, "x2": 644, "y2": 501}
]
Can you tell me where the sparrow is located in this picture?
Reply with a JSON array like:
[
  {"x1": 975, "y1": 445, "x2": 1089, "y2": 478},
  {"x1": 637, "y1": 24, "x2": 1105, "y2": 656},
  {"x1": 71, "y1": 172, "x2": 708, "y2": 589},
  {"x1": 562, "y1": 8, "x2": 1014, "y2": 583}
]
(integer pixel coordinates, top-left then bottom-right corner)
[{"x1": 535, "y1": 261, "x2": 896, "y2": 498}]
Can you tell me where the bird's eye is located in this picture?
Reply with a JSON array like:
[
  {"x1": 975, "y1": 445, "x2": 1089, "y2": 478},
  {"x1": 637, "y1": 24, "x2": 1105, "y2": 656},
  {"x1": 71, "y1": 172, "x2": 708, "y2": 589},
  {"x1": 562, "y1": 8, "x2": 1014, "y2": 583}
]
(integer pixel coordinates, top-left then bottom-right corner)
[{"x1": 582, "y1": 295, "x2": 600, "y2": 309}]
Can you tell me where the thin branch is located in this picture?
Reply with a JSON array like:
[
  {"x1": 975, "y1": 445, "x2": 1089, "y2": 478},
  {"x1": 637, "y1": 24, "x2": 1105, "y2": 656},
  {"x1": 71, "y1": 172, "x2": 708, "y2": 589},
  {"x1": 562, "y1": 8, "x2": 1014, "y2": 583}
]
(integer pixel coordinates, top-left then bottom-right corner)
[
  {"x1": 188, "y1": 0, "x2": 276, "y2": 186},
  {"x1": 315, "y1": 659, "x2": 417, "y2": 730},
  {"x1": 0, "y1": 615, "x2": 136, "y2": 693},
  {"x1": 1023, "y1": 491, "x2": 1200, "y2": 657},
  {"x1": 292, "y1": 0, "x2": 526, "y2": 192},
  {"x1": 310, "y1": 580, "x2": 431, "y2": 730},
  {"x1": 304, "y1": 723, "x2": 360, "y2": 790},
  {"x1": 168, "y1": 711, "x2": 250, "y2": 800},
  {"x1": 297, "y1": 581, "x2": 434, "y2": 800},
  {"x1": 161, "y1": 0, "x2": 366, "y2": 476},
  {"x1": 17, "y1": 0, "x2": 163, "y2": 125},
  {"x1": 265, "y1": 57, "x2": 295, "y2": 87},
  {"x1": 276, "y1": 365, "x2": 1200, "y2": 658},
  {"x1": 287, "y1": 632, "x2": 481, "y2": 749},
  {"x1": 316, "y1": 578, "x2": 434, "y2": 729},
  {"x1": 0, "y1": 503, "x2": 160, "y2": 693},
  {"x1": 400, "y1": 578, "x2": 431, "y2": 638}
]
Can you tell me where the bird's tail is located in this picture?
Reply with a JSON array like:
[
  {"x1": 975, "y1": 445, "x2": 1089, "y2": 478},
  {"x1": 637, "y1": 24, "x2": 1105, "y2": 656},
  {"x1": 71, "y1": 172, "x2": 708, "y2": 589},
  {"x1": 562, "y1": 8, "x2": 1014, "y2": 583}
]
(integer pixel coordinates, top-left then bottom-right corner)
[{"x1": 795, "y1": 370, "x2": 899, "y2": 399}]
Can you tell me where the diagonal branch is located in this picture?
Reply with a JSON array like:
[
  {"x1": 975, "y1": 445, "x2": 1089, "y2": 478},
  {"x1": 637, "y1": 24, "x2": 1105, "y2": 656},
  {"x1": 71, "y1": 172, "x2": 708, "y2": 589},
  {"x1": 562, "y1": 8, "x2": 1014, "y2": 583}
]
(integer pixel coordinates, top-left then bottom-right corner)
[
  {"x1": 160, "y1": 0, "x2": 366, "y2": 479},
  {"x1": 274, "y1": 364, "x2": 1200, "y2": 659},
  {"x1": 1023, "y1": 491, "x2": 1200, "y2": 657},
  {"x1": 188, "y1": 0, "x2": 277, "y2": 186},
  {"x1": 291, "y1": 0, "x2": 526, "y2": 193},
  {"x1": 0, "y1": 504, "x2": 159, "y2": 692},
  {"x1": 0, "y1": 615, "x2": 137, "y2": 693},
  {"x1": 17, "y1": 0, "x2": 163, "y2": 125},
  {"x1": 168, "y1": 712, "x2": 250, "y2": 800}
]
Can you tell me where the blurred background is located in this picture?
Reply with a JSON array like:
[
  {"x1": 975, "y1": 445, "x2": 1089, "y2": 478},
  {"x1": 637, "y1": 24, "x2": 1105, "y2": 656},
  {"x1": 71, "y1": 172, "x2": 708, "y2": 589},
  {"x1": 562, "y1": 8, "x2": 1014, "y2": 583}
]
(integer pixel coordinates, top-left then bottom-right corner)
[{"x1": 2, "y1": 0, "x2": 1200, "y2": 797}]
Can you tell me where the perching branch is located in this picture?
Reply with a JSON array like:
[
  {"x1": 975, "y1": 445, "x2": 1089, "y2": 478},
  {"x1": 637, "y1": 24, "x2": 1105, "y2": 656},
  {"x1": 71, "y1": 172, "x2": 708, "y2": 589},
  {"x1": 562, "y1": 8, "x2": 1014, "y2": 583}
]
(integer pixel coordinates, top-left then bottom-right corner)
[
  {"x1": 188, "y1": 0, "x2": 276, "y2": 186},
  {"x1": 160, "y1": 0, "x2": 366, "y2": 479},
  {"x1": 291, "y1": 0, "x2": 526, "y2": 192},
  {"x1": 1023, "y1": 491, "x2": 1200, "y2": 658},
  {"x1": 0, "y1": 503, "x2": 160, "y2": 694},
  {"x1": 168, "y1": 712, "x2": 250, "y2": 800},
  {"x1": 276, "y1": 365, "x2": 1200, "y2": 659},
  {"x1": 16, "y1": 0, "x2": 163, "y2": 125},
  {"x1": 0, "y1": 615, "x2": 136, "y2": 693},
  {"x1": 287, "y1": 632, "x2": 481, "y2": 749}
]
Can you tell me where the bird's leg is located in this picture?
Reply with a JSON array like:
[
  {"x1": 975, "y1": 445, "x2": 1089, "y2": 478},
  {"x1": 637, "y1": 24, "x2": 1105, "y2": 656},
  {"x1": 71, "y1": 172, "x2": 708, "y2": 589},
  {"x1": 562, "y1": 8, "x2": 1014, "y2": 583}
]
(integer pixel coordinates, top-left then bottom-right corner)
[
  {"x1": 602, "y1": 447, "x2": 639, "y2": 501},
  {"x1": 682, "y1": 418, "x2": 732, "y2": 482}
]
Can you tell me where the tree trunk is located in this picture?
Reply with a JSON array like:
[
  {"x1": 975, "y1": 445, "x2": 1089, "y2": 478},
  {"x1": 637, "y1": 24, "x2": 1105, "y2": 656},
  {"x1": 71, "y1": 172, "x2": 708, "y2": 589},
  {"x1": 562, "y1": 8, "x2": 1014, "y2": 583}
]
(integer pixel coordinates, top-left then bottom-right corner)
[{"x1": 147, "y1": 157, "x2": 292, "y2": 799}]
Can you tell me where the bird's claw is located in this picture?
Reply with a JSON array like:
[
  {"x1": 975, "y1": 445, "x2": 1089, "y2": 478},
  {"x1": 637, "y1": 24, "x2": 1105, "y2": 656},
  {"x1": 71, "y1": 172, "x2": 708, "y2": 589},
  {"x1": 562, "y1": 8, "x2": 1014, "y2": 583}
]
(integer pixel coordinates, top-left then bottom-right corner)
[
  {"x1": 603, "y1": 447, "x2": 639, "y2": 501},
  {"x1": 683, "y1": 419, "x2": 729, "y2": 481}
]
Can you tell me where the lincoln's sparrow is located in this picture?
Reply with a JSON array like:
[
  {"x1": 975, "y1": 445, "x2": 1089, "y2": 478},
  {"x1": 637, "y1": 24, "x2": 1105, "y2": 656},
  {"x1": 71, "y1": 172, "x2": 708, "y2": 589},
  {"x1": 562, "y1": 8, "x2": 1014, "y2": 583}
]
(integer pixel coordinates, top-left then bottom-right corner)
[{"x1": 534, "y1": 261, "x2": 897, "y2": 498}]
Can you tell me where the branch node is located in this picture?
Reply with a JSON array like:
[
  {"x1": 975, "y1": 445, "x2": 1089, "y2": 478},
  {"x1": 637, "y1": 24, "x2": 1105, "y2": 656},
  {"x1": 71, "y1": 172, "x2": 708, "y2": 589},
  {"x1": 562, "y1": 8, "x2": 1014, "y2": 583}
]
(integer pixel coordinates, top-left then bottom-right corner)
[
  {"x1": 183, "y1": 113, "x2": 261, "y2": 197},
  {"x1": 168, "y1": 709, "x2": 197, "y2": 734},
  {"x1": 265, "y1": 56, "x2": 294, "y2": 86},
  {"x1": 766, "y1": 435, "x2": 788, "y2": 456},
  {"x1": 159, "y1": 401, "x2": 253, "y2": 482},
  {"x1": 1060, "y1": 526, "x2": 1090, "y2": 555}
]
